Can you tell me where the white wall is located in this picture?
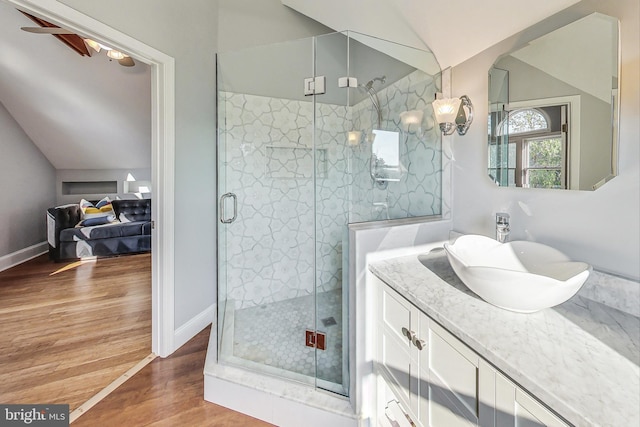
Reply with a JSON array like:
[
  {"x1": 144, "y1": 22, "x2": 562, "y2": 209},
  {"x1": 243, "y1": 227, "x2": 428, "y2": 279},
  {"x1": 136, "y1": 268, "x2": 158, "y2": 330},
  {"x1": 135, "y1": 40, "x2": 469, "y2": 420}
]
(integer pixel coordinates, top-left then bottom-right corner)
[
  {"x1": 0, "y1": 101, "x2": 55, "y2": 257},
  {"x1": 217, "y1": 0, "x2": 331, "y2": 52},
  {"x1": 451, "y1": 0, "x2": 639, "y2": 280}
]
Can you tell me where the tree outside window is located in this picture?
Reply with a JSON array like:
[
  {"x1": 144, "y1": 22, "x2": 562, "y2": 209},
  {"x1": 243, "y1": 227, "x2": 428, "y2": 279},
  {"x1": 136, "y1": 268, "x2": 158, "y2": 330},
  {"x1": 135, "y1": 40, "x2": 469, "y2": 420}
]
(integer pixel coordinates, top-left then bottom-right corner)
[{"x1": 523, "y1": 136, "x2": 564, "y2": 188}]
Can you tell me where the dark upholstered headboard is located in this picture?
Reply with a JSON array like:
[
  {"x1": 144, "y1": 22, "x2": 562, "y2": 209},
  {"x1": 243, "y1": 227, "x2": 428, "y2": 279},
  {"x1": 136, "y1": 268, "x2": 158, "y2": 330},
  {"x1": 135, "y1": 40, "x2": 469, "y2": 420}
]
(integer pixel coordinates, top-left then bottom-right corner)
[{"x1": 112, "y1": 199, "x2": 151, "y2": 222}]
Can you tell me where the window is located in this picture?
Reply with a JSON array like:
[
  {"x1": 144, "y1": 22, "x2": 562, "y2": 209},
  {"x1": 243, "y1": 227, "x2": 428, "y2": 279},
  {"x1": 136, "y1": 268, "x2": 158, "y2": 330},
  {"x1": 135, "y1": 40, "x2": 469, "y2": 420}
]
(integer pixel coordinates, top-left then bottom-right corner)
[
  {"x1": 488, "y1": 105, "x2": 567, "y2": 189},
  {"x1": 498, "y1": 109, "x2": 550, "y2": 136},
  {"x1": 522, "y1": 136, "x2": 564, "y2": 188}
]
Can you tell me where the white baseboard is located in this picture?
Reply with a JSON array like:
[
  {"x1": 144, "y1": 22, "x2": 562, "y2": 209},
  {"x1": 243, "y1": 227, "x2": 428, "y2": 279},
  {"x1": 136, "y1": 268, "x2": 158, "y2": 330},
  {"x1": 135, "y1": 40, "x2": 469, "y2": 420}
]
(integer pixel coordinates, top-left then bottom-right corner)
[
  {"x1": 173, "y1": 304, "x2": 215, "y2": 351},
  {"x1": 0, "y1": 242, "x2": 48, "y2": 273}
]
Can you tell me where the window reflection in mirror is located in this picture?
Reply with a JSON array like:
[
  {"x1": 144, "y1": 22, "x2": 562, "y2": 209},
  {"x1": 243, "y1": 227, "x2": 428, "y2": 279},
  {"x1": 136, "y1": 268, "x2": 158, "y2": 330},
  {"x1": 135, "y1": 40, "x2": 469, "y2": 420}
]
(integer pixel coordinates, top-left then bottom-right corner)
[
  {"x1": 487, "y1": 12, "x2": 619, "y2": 191},
  {"x1": 489, "y1": 105, "x2": 567, "y2": 189}
]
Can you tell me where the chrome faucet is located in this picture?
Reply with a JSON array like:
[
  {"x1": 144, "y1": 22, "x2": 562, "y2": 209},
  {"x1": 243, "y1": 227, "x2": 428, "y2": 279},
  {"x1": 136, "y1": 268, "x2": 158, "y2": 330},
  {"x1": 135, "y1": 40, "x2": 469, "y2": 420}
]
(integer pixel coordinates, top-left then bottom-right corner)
[{"x1": 496, "y1": 212, "x2": 510, "y2": 243}]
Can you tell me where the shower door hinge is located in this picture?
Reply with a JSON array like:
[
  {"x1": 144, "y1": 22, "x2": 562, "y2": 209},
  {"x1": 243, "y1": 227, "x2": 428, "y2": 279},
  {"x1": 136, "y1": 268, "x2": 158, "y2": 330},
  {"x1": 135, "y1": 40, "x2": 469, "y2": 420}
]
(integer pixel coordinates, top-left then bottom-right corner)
[
  {"x1": 304, "y1": 76, "x2": 325, "y2": 96},
  {"x1": 305, "y1": 329, "x2": 327, "y2": 350},
  {"x1": 338, "y1": 76, "x2": 358, "y2": 88}
]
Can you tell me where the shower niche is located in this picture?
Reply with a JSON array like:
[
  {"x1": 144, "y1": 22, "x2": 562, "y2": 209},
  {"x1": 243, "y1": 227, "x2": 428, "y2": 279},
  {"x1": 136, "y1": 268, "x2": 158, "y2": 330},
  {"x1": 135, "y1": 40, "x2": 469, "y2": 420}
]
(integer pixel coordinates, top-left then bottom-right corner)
[{"x1": 216, "y1": 31, "x2": 442, "y2": 397}]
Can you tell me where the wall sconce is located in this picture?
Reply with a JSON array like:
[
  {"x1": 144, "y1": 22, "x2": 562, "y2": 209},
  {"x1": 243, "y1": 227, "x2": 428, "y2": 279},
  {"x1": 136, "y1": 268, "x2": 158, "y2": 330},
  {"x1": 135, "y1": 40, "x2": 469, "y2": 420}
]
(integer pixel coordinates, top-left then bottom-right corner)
[
  {"x1": 432, "y1": 95, "x2": 474, "y2": 135},
  {"x1": 347, "y1": 130, "x2": 362, "y2": 147}
]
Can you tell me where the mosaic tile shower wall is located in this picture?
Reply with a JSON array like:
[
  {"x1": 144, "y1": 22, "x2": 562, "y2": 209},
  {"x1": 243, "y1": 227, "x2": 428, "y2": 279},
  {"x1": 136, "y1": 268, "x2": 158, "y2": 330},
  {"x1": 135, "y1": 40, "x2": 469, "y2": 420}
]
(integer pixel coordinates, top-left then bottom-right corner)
[
  {"x1": 350, "y1": 69, "x2": 442, "y2": 222},
  {"x1": 219, "y1": 93, "x2": 348, "y2": 309},
  {"x1": 219, "y1": 69, "x2": 441, "y2": 310}
]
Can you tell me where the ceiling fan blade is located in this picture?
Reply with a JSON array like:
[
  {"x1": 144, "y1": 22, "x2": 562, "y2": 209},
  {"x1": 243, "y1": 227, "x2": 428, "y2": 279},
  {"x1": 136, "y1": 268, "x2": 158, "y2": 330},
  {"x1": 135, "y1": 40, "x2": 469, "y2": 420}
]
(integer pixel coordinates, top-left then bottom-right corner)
[
  {"x1": 21, "y1": 26, "x2": 76, "y2": 35},
  {"x1": 118, "y1": 56, "x2": 135, "y2": 67}
]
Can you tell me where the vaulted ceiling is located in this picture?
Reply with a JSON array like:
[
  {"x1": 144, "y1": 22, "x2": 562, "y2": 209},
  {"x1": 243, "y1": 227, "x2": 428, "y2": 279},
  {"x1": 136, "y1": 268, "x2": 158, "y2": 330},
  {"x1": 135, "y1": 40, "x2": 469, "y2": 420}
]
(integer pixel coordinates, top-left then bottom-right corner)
[
  {"x1": 0, "y1": 0, "x2": 584, "y2": 172},
  {"x1": 0, "y1": 0, "x2": 151, "y2": 170},
  {"x1": 282, "y1": 0, "x2": 583, "y2": 69}
]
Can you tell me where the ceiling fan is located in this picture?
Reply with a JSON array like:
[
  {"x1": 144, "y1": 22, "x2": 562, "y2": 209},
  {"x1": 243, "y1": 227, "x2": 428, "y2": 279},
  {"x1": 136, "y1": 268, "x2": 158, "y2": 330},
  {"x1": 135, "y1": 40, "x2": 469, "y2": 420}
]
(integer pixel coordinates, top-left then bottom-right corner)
[{"x1": 20, "y1": 14, "x2": 135, "y2": 67}]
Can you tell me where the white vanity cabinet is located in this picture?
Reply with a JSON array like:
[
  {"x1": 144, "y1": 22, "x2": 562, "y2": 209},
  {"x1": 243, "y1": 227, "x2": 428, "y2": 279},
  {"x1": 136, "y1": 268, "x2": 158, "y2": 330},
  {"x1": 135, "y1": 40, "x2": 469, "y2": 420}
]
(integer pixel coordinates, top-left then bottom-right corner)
[
  {"x1": 373, "y1": 276, "x2": 570, "y2": 427},
  {"x1": 375, "y1": 274, "x2": 421, "y2": 416},
  {"x1": 491, "y1": 369, "x2": 570, "y2": 427}
]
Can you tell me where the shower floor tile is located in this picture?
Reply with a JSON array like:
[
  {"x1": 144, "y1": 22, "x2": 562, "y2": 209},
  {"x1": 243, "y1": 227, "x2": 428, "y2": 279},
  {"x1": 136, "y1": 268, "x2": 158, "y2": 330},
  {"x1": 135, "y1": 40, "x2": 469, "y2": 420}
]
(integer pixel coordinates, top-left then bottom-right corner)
[{"x1": 232, "y1": 289, "x2": 343, "y2": 385}]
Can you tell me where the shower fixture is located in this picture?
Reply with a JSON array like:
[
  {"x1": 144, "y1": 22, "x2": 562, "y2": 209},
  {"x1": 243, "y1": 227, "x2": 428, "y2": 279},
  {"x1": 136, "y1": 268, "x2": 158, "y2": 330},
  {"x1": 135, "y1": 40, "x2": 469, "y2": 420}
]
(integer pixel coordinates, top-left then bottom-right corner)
[{"x1": 359, "y1": 76, "x2": 386, "y2": 129}]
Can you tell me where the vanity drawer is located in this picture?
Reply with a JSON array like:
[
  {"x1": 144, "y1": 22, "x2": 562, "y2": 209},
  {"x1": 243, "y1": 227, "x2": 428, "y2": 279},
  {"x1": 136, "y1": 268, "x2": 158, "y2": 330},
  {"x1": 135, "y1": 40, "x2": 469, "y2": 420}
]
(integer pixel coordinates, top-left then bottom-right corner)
[{"x1": 381, "y1": 284, "x2": 415, "y2": 346}]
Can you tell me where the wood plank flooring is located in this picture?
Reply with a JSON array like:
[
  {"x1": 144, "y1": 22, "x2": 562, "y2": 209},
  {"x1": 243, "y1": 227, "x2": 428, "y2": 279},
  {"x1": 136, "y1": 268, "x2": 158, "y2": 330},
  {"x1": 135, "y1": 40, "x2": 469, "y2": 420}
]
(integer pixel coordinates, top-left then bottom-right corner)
[
  {"x1": 1, "y1": 253, "x2": 269, "y2": 425},
  {"x1": 0, "y1": 253, "x2": 151, "y2": 410},
  {"x1": 73, "y1": 326, "x2": 272, "y2": 426}
]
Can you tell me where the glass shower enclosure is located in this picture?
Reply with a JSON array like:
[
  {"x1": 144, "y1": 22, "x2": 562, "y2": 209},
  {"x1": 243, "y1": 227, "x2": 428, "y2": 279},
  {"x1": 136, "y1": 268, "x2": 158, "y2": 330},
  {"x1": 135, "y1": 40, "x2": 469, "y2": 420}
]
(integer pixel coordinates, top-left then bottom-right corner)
[{"x1": 217, "y1": 32, "x2": 441, "y2": 396}]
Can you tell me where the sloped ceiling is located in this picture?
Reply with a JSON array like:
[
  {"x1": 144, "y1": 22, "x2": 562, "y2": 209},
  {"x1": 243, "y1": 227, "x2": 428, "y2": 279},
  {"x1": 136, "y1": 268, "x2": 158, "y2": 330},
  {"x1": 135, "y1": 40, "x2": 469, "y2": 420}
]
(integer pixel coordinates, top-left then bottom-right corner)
[
  {"x1": 0, "y1": 0, "x2": 151, "y2": 170},
  {"x1": 282, "y1": 0, "x2": 583, "y2": 69},
  {"x1": 510, "y1": 13, "x2": 617, "y2": 103},
  {"x1": 0, "y1": 0, "x2": 584, "y2": 173}
]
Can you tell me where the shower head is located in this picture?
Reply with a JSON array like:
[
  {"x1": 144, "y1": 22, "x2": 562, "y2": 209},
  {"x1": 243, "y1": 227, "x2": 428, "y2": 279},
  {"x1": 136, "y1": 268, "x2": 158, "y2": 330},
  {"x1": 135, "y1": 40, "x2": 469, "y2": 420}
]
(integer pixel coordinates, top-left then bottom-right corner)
[
  {"x1": 358, "y1": 76, "x2": 386, "y2": 129},
  {"x1": 360, "y1": 75, "x2": 386, "y2": 91}
]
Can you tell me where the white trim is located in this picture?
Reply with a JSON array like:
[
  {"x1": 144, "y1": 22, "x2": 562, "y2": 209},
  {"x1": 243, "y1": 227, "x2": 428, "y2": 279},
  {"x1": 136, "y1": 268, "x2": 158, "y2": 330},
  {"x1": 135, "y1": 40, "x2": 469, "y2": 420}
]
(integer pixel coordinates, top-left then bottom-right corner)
[
  {"x1": 5, "y1": 0, "x2": 176, "y2": 357},
  {"x1": 151, "y1": 52, "x2": 176, "y2": 358},
  {"x1": 174, "y1": 304, "x2": 215, "y2": 351},
  {"x1": 0, "y1": 242, "x2": 47, "y2": 272}
]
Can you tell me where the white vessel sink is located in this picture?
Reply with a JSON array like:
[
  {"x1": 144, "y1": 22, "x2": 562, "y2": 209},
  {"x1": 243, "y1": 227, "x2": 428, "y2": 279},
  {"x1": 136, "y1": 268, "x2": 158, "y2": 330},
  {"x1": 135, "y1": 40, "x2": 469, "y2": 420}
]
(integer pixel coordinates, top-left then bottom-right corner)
[{"x1": 443, "y1": 235, "x2": 591, "y2": 313}]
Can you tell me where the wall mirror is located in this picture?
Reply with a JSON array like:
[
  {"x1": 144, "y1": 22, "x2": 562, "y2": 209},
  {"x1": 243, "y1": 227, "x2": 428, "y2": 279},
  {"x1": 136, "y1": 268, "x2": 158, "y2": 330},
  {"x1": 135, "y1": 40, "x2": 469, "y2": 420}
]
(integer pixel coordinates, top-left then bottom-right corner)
[{"x1": 488, "y1": 12, "x2": 619, "y2": 190}]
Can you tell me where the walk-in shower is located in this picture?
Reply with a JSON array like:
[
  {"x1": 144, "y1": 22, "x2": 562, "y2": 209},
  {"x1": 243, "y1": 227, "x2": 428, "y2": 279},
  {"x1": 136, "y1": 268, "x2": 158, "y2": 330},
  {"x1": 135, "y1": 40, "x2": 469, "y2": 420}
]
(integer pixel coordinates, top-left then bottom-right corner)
[{"x1": 217, "y1": 31, "x2": 442, "y2": 396}]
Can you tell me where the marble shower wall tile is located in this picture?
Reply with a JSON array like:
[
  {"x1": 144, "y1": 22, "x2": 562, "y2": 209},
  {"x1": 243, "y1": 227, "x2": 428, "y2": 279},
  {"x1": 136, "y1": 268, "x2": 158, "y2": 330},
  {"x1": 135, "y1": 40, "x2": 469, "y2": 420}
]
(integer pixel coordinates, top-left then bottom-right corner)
[
  {"x1": 219, "y1": 69, "x2": 443, "y2": 309},
  {"x1": 220, "y1": 93, "x2": 348, "y2": 309},
  {"x1": 349, "y1": 70, "x2": 442, "y2": 222}
]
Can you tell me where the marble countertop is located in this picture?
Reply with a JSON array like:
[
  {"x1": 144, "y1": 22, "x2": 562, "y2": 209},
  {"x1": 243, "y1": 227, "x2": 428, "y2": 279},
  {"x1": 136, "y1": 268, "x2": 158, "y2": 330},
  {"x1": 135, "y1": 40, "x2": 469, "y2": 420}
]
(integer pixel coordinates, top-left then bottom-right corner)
[{"x1": 369, "y1": 248, "x2": 640, "y2": 427}]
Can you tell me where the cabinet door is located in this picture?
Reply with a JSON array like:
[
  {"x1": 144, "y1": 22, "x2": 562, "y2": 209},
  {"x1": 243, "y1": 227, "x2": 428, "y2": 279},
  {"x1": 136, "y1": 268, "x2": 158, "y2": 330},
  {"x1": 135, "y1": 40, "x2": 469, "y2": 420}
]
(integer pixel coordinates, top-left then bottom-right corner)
[
  {"x1": 375, "y1": 278, "x2": 420, "y2": 416},
  {"x1": 377, "y1": 376, "x2": 415, "y2": 427},
  {"x1": 423, "y1": 321, "x2": 479, "y2": 427},
  {"x1": 496, "y1": 372, "x2": 570, "y2": 427}
]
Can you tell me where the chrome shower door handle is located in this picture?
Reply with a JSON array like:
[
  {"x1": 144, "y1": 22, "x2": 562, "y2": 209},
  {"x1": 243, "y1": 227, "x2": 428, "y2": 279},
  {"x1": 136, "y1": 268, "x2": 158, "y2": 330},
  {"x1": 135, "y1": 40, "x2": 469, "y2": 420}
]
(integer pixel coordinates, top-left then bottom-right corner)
[{"x1": 219, "y1": 192, "x2": 237, "y2": 224}]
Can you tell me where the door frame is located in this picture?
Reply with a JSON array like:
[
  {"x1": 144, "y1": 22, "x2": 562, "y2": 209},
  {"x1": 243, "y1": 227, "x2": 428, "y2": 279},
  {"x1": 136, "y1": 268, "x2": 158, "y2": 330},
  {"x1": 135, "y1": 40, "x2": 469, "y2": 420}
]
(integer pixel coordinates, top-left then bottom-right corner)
[{"x1": 6, "y1": 0, "x2": 176, "y2": 357}]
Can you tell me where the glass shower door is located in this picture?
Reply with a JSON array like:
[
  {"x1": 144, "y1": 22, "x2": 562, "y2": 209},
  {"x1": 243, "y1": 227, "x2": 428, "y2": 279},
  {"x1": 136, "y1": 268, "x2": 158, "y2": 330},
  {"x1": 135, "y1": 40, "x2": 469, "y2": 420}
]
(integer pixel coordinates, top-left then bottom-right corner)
[
  {"x1": 313, "y1": 32, "x2": 350, "y2": 395},
  {"x1": 217, "y1": 37, "x2": 318, "y2": 385}
]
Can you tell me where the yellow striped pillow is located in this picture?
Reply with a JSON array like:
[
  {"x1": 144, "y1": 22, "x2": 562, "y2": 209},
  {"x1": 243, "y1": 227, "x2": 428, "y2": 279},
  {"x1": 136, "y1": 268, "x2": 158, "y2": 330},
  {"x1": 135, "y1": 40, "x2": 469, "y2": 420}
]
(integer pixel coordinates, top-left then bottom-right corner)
[{"x1": 78, "y1": 197, "x2": 116, "y2": 226}]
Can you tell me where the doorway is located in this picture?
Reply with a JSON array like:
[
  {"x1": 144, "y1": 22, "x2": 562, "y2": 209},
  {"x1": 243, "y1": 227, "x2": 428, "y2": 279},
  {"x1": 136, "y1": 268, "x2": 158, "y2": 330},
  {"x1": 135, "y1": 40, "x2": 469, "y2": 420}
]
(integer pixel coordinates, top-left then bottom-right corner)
[{"x1": 2, "y1": 0, "x2": 175, "y2": 355}]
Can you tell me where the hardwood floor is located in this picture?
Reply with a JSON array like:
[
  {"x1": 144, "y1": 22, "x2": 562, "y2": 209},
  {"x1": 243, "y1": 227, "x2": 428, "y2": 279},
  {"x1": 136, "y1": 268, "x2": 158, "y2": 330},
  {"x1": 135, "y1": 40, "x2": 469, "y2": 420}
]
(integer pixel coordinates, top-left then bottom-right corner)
[
  {"x1": 73, "y1": 326, "x2": 272, "y2": 426},
  {"x1": 0, "y1": 253, "x2": 267, "y2": 425},
  {"x1": 0, "y1": 253, "x2": 151, "y2": 411}
]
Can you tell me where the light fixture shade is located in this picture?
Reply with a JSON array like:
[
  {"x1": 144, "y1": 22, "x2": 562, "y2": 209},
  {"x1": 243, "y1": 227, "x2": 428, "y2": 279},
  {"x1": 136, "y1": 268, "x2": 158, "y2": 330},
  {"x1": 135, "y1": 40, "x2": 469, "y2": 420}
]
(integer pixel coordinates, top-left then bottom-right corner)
[
  {"x1": 432, "y1": 98, "x2": 461, "y2": 124},
  {"x1": 347, "y1": 131, "x2": 362, "y2": 146},
  {"x1": 84, "y1": 38, "x2": 101, "y2": 53},
  {"x1": 399, "y1": 110, "x2": 424, "y2": 128},
  {"x1": 107, "y1": 50, "x2": 125, "y2": 60}
]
